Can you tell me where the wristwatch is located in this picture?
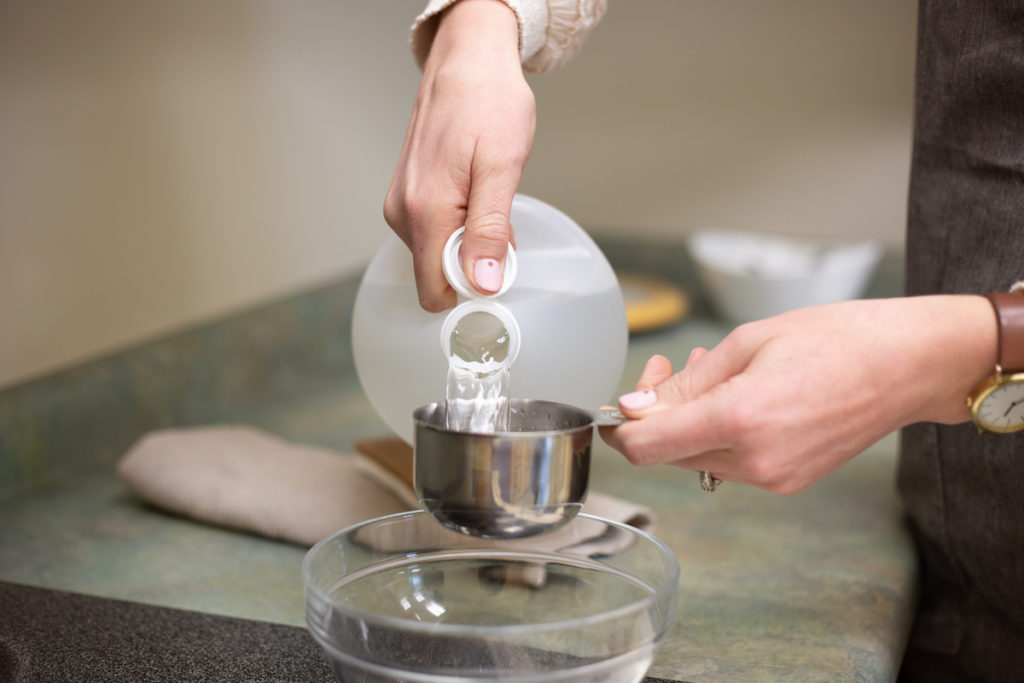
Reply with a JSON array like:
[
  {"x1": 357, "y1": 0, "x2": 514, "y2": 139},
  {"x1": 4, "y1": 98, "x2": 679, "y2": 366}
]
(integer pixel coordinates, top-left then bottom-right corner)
[{"x1": 967, "y1": 291, "x2": 1024, "y2": 434}]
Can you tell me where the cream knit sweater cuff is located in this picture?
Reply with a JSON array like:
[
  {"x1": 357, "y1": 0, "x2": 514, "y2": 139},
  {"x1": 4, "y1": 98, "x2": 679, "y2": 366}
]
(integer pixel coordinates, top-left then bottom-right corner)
[{"x1": 411, "y1": 0, "x2": 606, "y2": 74}]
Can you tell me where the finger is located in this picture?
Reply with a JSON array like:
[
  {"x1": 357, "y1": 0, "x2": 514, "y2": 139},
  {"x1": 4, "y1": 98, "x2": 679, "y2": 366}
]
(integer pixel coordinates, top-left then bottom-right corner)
[
  {"x1": 383, "y1": 166, "x2": 465, "y2": 312},
  {"x1": 616, "y1": 348, "x2": 706, "y2": 418},
  {"x1": 409, "y1": 201, "x2": 466, "y2": 312},
  {"x1": 604, "y1": 396, "x2": 733, "y2": 467},
  {"x1": 635, "y1": 354, "x2": 674, "y2": 390},
  {"x1": 643, "y1": 331, "x2": 759, "y2": 409},
  {"x1": 598, "y1": 418, "x2": 744, "y2": 487},
  {"x1": 460, "y1": 162, "x2": 523, "y2": 296},
  {"x1": 667, "y1": 450, "x2": 818, "y2": 495},
  {"x1": 687, "y1": 346, "x2": 709, "y2": 365},
  {"x1": 616, "y1": 355, "x2": 674, "y2": 419},
  {"x1": 661, "y1": 450, "x2": 738, "y2": 481},
  {"x1": 413, "y1": 244, "x2": 457, "y2": 312}
]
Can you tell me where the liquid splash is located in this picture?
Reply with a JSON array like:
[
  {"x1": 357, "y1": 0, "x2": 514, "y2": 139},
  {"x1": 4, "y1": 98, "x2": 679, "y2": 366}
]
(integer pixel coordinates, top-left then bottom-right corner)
[{"x1": 445, "y1": 310, "x2": 512, "y2": 432}]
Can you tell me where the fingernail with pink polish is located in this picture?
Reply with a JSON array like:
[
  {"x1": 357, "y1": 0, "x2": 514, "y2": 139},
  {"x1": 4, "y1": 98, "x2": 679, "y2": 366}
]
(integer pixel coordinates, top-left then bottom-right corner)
[
  {"x1": 474, "y1": 258, "x2": 502, "y2": 293},
  {"x1": 619, "y1": 389, "x2": 657, "y2": 411}
]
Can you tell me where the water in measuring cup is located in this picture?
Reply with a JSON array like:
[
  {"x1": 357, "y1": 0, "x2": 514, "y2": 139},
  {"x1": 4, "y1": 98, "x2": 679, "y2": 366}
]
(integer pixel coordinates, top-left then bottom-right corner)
[{"x1": 446, "y1": 310, "x2": 512, "y2": 433}]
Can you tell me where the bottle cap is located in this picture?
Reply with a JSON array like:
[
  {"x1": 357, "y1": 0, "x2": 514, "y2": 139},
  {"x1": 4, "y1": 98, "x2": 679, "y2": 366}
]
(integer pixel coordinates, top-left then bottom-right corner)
[
  {"x1": 440, "y1": 299, "x2": 522, "y2": 372},
  {"x1": 441, "y1": 227, "x2": 518, "y2": 300}
]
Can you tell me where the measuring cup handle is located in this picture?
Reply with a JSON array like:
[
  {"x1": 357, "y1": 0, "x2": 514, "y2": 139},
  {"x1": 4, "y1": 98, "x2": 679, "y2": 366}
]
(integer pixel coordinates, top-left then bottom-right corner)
[
  {"x1": 590, "y1": 407, "x2": 723, "y2": 493},
  {"x1": 590, "y1": 407, "x2": 631, "y2": 427}
]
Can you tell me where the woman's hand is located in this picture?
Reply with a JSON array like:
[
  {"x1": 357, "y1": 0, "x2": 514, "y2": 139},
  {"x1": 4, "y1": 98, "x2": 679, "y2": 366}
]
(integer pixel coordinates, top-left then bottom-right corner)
[
  {"x1": 601, "y1": 296, "x2": 996, "y2": 494},
  {"x1": 384, "y1": 0, "x2": 536, "y2": 312}
]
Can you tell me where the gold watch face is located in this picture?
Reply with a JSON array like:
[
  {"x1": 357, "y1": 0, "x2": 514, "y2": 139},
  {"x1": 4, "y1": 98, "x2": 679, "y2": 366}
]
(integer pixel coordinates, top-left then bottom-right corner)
[{"x1": 970, "y1": 372, "x2": 1024, "y2": 434}]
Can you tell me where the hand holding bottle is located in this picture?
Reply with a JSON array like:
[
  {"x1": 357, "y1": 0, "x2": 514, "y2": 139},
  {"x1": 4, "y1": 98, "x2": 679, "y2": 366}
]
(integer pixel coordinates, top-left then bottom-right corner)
[{"x1": 384, "y1": 0, "x2": 536, "y2": 312}]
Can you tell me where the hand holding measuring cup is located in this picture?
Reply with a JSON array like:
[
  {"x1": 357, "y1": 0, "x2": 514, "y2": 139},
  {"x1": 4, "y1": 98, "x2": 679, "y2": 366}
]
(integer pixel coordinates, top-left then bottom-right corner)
[{"x1": 601, "y1": 297, "x2": 995, "y2": 495}]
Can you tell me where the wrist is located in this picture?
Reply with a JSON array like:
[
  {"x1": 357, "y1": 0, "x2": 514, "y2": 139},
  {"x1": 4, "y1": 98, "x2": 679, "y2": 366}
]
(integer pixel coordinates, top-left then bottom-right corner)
[
  {"x1": 966, "y1": 290, "x2": 1024, "y2": 433},
  {"x1": 916, "y1": 294, "x2": 997, "y2": 425},
  {"x1": 429, "y1": 0, "x2": 520, "y2": 68}
]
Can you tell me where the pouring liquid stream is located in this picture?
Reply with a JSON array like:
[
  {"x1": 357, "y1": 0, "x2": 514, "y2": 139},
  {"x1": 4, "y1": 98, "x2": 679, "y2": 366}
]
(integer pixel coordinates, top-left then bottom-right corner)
[
  {"x1": 445, "y1": 310, "x2": 512, "y2": 432},
  {"x1": 428, "y1": 293, "x2": 593, "y2": 539}
]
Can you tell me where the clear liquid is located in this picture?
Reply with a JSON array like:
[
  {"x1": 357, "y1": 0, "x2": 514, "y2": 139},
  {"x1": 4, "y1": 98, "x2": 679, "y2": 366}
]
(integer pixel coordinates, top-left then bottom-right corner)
[
  {"x1": 446, "y1": 311, "x2": 512, "y2": 432},
  {"x1": 323, "y1": 555, "x2": 656, "y2": 681},
  {"x1": 331, "y1": 554, "x2": 654, "y2": 624},
  {"x1": 445, "y1": 366, "x2": 510, "y2": 432},
  {"x1": 449, "y1": 310, "x2": 510, "y2": 367},
  {"x1": 353, "y1": 281, "x2": 626, "y2": 443}
]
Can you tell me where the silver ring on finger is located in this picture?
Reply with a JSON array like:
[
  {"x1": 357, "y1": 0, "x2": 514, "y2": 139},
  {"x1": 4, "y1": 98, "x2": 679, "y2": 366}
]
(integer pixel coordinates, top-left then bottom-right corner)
[{"x1": 699, "y1": 470, "x2": 723, "y2": 493}]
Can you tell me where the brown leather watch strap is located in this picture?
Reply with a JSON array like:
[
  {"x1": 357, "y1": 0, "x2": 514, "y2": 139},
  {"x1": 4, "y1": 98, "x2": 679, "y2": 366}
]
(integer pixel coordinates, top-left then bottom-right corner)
[{"x1": 985, "y1": 291, "x2": 1024, "y2": 372}]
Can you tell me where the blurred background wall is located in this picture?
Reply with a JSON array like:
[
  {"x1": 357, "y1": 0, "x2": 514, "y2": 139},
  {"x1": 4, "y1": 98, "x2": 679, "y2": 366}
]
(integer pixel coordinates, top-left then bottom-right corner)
[{"x1": 0, "y1": 0, "x2": 917, "y2": 388}]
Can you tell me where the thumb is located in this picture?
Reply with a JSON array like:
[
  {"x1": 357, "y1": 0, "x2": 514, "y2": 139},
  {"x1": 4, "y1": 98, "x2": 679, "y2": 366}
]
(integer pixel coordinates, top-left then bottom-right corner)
[
  {"x1": 653, "y1": 346, "x2": 714, "y2": 405},
  {"x1": 461, "y1": 173, "x2": 518, "y2": 295}
]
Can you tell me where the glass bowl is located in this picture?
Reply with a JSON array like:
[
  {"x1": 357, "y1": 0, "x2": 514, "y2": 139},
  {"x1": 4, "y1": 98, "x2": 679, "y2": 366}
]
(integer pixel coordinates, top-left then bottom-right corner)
[{"x1": 303, "y1": 510, "x2": 679, "y2": 682}]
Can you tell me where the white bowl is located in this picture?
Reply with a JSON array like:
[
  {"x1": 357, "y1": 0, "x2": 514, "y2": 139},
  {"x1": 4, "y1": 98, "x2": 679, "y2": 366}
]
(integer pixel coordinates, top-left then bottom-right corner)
[{"x1": 687, "y1": 229, "x2": 883, "y2": 324}]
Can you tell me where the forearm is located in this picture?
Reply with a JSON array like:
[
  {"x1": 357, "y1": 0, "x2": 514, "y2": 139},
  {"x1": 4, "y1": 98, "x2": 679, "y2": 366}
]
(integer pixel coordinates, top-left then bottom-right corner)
[{"x1": 384, "y1": 0, "x2": 536, "y2": 310}]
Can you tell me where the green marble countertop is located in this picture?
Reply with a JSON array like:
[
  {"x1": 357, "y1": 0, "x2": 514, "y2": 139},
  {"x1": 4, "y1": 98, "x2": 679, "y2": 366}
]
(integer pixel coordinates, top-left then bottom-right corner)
[{"x1": 0, "y1": 240, "x2": 914, "y2": 681}]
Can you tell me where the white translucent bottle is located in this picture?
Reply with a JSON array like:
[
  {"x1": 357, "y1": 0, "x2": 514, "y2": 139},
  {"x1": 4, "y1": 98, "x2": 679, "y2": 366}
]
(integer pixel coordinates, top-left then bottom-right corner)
[{"x1": 352, "y1": 194, "x2": 628, "y2": 443}]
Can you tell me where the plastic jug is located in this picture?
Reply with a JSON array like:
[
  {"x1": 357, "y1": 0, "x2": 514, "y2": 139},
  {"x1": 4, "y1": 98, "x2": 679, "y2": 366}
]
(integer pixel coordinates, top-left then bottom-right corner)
[{"x1": 352, "y1": 194, "x2": 628, "y2": 443}]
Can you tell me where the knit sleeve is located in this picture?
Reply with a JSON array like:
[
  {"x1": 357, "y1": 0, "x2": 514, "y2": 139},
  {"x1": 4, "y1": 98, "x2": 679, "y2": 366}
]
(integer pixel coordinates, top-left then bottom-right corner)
[
  {"x1": 523, "y1": 0, "x2": 606, "y2": 73},
  {"x1": 410, "y1": 0, "x2": 605, "y2": 74}
]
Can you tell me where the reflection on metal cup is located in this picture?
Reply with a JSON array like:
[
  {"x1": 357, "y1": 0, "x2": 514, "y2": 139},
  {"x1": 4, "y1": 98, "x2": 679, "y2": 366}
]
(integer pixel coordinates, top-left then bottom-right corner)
[{"x1": 413, "y1": 399, "x2": 594, "y2": 538}]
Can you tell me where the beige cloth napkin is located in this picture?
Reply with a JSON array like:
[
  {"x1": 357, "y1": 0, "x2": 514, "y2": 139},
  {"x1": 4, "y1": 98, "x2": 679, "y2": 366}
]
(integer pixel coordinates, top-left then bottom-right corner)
[{"x1": 116, "y1": 425, "x2": 655, "y2": 547}]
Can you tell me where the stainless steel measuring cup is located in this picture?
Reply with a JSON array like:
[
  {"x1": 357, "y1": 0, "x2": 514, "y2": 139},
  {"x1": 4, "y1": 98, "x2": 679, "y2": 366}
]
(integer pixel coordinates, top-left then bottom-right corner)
[{"x1": 413, "y1": 400, "x2": 626, "y2": 539}]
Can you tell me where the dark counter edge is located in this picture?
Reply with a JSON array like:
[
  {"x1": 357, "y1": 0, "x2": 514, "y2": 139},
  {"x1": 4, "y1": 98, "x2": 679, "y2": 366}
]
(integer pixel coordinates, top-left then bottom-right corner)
[
  {"x1": 0, "y1": 581, "x2": 690, "y2": 683},
  {"x1": 0, "y1": 580, "x2": 335, "y2": 682}
]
